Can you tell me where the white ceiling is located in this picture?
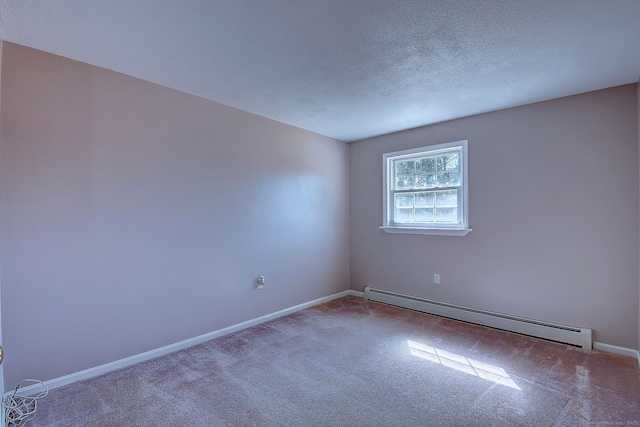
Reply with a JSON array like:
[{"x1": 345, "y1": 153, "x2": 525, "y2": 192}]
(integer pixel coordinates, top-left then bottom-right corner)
[{"x1": 1, "y1": 1, "x2": 639, "y2": 142}]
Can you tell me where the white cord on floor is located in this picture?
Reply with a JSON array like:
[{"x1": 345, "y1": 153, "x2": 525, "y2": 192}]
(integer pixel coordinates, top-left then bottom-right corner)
[{"x1": 2, "y1": 379, "x2": 48, "y2": 427}]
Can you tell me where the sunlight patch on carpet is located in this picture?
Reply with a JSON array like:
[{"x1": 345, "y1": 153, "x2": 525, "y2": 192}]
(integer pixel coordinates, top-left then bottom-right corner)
[{"x1": 407, "y1": 340, "x2": 521, "y2": 390}]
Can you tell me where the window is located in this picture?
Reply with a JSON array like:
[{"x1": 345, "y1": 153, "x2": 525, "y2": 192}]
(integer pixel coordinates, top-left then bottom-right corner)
[{"x1": 381, "y1": 140, "x2": 471, "y2": 236}]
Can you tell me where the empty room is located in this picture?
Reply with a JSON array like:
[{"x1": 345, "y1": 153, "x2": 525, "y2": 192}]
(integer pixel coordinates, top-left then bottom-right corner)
[{"x1": 0, "y1": 1, "x2": 639, "y2": 426}]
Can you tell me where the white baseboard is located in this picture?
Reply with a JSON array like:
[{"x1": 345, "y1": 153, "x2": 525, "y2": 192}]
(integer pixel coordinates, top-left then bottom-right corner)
[
  {"x1": 593, "y1": 342, "x2": 640, "y2": 367},
  {"x1": 15, "y1": 289, "x2": 634, "y2": 399},
  {"x1": 6, "y1": 290, "x2": 352, "y2": 398}
]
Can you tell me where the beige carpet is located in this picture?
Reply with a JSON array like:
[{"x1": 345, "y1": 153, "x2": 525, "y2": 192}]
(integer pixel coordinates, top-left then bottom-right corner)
[{"x1": 27, "y1": 296, "x2": 640, "y2": 426}]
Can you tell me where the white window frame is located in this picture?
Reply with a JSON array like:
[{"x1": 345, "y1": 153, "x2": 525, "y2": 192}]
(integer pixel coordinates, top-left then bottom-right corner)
[{"x1": 380, "y1": 140, "x2": 471, "y2": 236}]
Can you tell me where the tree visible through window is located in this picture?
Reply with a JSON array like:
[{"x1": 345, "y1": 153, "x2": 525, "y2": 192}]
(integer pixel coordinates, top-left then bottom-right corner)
[{"x1": 381, "y1": 140, "x2": 470, "y2": 236}]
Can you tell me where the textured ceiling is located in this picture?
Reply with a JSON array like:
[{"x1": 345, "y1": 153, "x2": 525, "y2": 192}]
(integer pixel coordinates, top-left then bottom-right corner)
[{"x1": 1, "y1": 1, "x2": 640, "y2": 142}]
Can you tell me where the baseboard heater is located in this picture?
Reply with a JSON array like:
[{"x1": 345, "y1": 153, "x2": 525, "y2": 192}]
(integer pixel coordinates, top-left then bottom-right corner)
[{"x1": 364, "y1": 287, "x2": 592, "y2": 350}]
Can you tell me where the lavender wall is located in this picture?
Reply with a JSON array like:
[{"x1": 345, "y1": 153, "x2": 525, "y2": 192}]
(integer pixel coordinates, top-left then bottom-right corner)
[
  {"x1": 0, "y1": 43, "x2": 349, "y2": 388},
  {"x1": 350, "y1": 85, "x2": 639, "y2": 349}
]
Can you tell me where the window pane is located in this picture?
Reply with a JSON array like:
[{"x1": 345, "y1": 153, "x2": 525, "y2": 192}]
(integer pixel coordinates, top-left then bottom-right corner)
[
  {"x1": 438, "y1": 154, "x2": 459, "y2": 171},
  {"x1": 395, "y1": 175, "x2": 414, "y2": 190},
  {"x1": 395, "y1": 193, "x2": 413, "y2": 208},
  {"x1": 395, "y1": 160, "x2": 415, "y2": 175},
  {"x1": 415, "y1": 208, "x2": 434, "y2": 223},
  {"x1": 437, "y1": 171, "x2": 459, "y2": 186},
  {"x1": 436, "y1": 207, "x2": 458, "y2": 222},
  {"x1": 415, "y1": 192, "x2": 434, "y2": 207},
  {"x1": 426, "y1": 173, "x2": 436, "y2": 187},
  {"x1": 435, "y1": 190, "x2": 457, "y2": 207},
  {"x1": 415, "y1": 174, "x2": 429, "y2": 189},
  {"x1": 395, "y1": 208, "x2": 413, "y2": 223},
  {"x1": 416, "y1": 158, "x2": 435, "y2": 173}
]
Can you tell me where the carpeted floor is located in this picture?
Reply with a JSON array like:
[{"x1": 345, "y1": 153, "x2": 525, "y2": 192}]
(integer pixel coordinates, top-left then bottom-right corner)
[{"x1": 27, "y1": 296, "x2": 640, "y2": 426}]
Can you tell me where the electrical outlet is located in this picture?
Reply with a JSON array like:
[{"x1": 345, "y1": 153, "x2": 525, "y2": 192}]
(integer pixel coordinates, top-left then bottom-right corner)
[
  {"x1": 433, "y1": 274, "x2": 440, "y2": 284},
  {"x1": 257, "y1": 275, "x2": 265, "y2": 289}
]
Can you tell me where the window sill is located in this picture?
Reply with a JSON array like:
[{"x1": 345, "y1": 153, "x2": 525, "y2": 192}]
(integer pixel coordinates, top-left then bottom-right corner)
[{"x1": 379, "y1": 226, "x2": 472, "y2": 236}]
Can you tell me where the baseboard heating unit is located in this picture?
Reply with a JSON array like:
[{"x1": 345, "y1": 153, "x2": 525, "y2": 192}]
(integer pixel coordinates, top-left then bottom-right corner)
[{"x1": 364, "y1": 287, "x2": 592, "y2": 350}]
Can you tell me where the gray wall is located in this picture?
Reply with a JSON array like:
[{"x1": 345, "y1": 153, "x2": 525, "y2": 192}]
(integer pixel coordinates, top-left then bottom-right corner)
[
  {"x1": 350, "y1": 85, "x2": 639, "y2": 349},
  {"x1": 0, "y1": 43, "x2": 350, "y2": 388}
]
